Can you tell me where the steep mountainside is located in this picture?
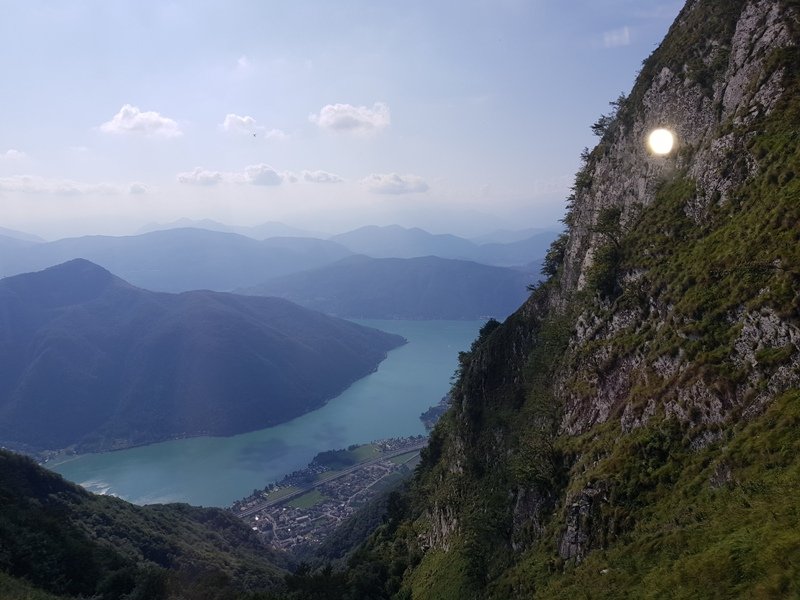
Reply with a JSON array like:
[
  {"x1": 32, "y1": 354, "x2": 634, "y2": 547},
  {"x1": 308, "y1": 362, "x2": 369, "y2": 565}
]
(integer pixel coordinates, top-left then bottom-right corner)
[
  {"x1": 292, "y1": 1, "x2": 800, "y2": 597},
  {"x1": 0, "y1": 228, "x2": 352, "y2": 292},
  {"x1": 0, "y1": 260, "x2": 405, "y2": 452},
  {"x1": 0, "y1": 449, "x2": 288, "y2": 599},
  {"x1": 242, "y1": 255, "x2": 535, "y2": 320}
]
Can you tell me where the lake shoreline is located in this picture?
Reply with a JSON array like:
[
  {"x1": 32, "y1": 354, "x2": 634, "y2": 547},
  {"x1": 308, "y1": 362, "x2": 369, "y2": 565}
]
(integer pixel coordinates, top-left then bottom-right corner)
[{"x1": 49, "y1": 320, "x2": 483, "y2": 507}]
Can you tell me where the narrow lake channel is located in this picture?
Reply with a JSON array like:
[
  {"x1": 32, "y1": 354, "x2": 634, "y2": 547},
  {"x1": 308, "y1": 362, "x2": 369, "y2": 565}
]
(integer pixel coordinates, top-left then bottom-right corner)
[{"x1": 50, "y1": 319, "x2": 483, "y2": 507}]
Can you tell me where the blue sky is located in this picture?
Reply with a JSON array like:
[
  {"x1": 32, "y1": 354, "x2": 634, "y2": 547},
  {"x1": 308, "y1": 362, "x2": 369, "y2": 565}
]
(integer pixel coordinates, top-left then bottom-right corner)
[{"x1": 0, "y1": 0, "x2": 683, "y2": 239}]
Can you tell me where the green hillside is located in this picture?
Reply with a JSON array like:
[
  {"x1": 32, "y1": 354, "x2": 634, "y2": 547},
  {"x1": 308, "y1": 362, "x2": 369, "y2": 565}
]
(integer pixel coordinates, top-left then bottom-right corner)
[{"x1": 0, "y1": 449, "x2": 289, "y2": 599}]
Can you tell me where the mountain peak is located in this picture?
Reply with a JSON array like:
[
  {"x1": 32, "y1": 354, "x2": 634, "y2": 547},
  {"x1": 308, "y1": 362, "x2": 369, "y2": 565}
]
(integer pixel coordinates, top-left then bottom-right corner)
[{"x1": 0, "y1": 258, "x2": 124, "y2": 307}]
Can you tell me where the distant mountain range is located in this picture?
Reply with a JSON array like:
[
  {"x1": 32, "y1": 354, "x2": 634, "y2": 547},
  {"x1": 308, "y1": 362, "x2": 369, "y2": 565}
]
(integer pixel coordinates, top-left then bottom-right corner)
[
  {"x1": 0, "y1": 260, "x2": 405, "y2": 452},
  {"x1": 0, "y1": 228, "x2": 354, "y2": 292},
  {"x1": 469, "y1": 227, "x2": 553, "y2": 245},
  {"x1": 331, "y1": 224, "x2": 558, "y2": 266},
  {"x1": 243, "y1": 255, "x2": 537, "y2": 320},
  {"x1": 0, "y1": 225, "x2": 557, "y2": 300},
  {"x1": 138, "y1": 218, "x2": 324, "y2": 239},
  {"x1": 0, "y1": 227, "x2": 44, "y2": 243}
]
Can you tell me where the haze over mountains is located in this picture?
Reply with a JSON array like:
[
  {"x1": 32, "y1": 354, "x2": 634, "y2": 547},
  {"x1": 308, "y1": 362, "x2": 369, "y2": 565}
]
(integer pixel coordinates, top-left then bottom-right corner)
[
  {"x1": 0, "y1": 226, "x2": 45, "y2": 243},
  {"x1": 0, "y1": 224, "x2": 557, "y2": 316},
  {"x1": 138, "y1": 218, "x2": 324, "y2": 240},
  {"x1": 244, "y1": 254, "x2": 535, "y2": 320},
  {"x1": 0, "y1": 228, "x2": 355, "y2": 293},
  {"x1": 330, "y1": 224, "x2": 556, "y2": 266},
  {"x1": 0, "y1": 259, "x2": 405, "y2": 452}
]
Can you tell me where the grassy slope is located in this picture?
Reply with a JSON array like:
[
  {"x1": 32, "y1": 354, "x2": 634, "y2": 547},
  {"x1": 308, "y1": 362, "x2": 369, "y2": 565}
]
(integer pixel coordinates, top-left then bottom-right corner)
[{"x1": 496, "y1": 391, "x2": 800, "y2": 598}]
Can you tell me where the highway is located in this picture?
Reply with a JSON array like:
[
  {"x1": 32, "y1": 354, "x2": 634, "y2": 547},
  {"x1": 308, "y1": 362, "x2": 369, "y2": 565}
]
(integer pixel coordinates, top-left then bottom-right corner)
[{"x1": 235, "y1": 441, "x2": 427, "y2": 518}]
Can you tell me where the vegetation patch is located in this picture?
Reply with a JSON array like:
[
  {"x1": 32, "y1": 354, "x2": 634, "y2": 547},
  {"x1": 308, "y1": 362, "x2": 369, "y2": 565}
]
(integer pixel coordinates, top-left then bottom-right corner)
[{"x1": 287, "y1": 490, "x2": 328, "y2": 510}]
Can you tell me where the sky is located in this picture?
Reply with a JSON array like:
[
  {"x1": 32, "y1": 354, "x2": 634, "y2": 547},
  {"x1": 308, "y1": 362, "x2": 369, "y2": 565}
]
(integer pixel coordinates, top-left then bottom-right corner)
[{"x1": 0, "y1": 0, "x2": 684, "y2": 240}]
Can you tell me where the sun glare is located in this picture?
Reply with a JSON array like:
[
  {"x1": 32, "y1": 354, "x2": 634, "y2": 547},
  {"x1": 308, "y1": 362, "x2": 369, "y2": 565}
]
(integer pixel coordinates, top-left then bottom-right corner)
[{"x1": 648, "y1": 128, "x2": 675, "y2": 155}]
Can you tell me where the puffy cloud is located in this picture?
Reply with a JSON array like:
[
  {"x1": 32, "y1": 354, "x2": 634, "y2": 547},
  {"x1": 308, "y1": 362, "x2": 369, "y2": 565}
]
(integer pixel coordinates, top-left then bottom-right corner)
[
  {"x1": 177, "y1": 164, "x2": 288, "y2": 186},
  {"x1": 603, "y1": 27, "x2": 631, "y2": 48},
  {"x1": 128, "y1": 182, "x2": 148, "y2": 194},
  {"x1": 244, "y1": 163, "x2": 283, "y2": 186},
  {"x1": 176, "y1": 167, "x2": 224, "y2": 186},
  {"x1": 1, "y1": 149, "x2": 27, "y2": 159},
  {"x1": 0, "y1": 175, "x2": 125, "y2": 195},
  {"x1": 100, "y1": 104, "x2": 182, "y2": 137},
  {"x1": 309, "y1": 102, "x2": 390, "y2": 134},
  {"x1": 220, "y1": 114, "x2": 287, "y2": 139},
  {"x1": 361, "y1": 173, "x2": 429, "y2": 194},
  {"x1": 302, "y1": 170, "x2": 344, "y2": 184},
  {"x1": 221, "y1": 113, "x2": 258, "y2": 133}
]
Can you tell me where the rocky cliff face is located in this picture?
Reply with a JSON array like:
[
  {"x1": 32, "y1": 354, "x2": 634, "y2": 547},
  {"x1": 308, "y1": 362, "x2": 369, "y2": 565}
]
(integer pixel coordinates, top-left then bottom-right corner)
[{"x1": 344, "y1": 1, "x2": 800, "y2": 598}]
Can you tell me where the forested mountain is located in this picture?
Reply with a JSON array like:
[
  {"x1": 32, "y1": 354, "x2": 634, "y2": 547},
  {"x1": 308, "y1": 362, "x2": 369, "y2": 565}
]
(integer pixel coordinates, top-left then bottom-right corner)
[
  {"x1": 0, "y1": 449, "x2": 288, "y2": 599},
  {"x1": 277, "y1": 1, "x2": 800, "y2": 597},
  {"x1": 242, "y1": 255, "x2": 535, "y2": 320},
  {"x1": 0, "y1": 228, "x2": 353, "y2": 292},
  {"x1": 0, "y1": 260, "x2": 404, "y2": 452}
]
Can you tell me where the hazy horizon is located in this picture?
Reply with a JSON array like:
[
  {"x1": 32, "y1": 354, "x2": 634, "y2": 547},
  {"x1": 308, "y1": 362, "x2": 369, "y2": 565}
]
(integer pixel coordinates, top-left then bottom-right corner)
[{"x1": 1, "y1": 1, "x2": 683, "y2": 240}]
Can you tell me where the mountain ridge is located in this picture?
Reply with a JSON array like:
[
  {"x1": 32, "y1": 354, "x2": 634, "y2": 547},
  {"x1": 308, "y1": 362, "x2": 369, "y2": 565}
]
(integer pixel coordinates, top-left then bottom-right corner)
[
  {"x1": 0, "y1": 228, "x2": 354, "y2": 292},
  {"x1": 0, "y1": 259, "x2": 405, "y2": 453},
  {"x1": 331, "y1": 224, "x2": 557, "y2": 266},
  {"x1": 242, "y1": 254, "x2": 536, "y2": 320}
]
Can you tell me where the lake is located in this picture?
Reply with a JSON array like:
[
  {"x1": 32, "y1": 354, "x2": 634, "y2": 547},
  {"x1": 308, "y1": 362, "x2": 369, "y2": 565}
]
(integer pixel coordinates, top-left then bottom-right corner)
[{"x1": 49, "y1": 319, "x2": 482, "y2": 507}]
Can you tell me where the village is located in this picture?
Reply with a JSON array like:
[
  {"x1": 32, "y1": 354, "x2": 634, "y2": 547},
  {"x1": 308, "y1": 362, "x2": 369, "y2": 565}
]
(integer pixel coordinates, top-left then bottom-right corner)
[{"x1": 231, "y1": 436, "x2": 426, "y2": 552}]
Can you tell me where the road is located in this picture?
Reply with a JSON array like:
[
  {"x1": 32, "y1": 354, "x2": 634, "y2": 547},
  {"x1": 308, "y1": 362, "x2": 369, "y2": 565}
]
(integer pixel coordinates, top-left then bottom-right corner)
[{"x1": 235, "y1": 441, "x2": 427, "y2": 518}]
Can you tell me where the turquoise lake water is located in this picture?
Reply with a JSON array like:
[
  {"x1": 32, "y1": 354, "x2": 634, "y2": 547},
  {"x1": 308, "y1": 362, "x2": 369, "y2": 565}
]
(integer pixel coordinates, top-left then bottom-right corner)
[{"x1": 49, "y1": 319, "x2": 482, "y2": 507}]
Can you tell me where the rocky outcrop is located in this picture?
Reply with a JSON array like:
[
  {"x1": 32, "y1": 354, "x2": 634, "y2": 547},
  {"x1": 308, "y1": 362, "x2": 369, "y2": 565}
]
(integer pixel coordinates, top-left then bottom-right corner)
[
  {"x1": 378, "y1": 2, "x2": 800, "y2": 595},
  {"x1": 558, "y1": 483, "x2": 611, "y2": 562}
]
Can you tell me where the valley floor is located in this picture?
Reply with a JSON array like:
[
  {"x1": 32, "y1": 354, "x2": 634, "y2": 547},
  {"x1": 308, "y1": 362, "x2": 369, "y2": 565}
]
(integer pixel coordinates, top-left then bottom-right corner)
[{"x1": 231, "y1": 437, "x2": 424, "y2": 553}]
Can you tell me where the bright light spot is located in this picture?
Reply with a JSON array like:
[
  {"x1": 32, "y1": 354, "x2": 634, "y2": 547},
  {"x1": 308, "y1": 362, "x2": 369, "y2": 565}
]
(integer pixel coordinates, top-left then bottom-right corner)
[{"x1": 648, "y1": 129, "x2": 675, "y2": 155}]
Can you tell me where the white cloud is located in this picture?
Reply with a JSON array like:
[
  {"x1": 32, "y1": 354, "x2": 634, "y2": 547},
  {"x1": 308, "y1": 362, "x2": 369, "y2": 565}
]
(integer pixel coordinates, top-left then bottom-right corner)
[
  {"x1": 263, "y1": 128, "x2": 288, "y2": 140},
  {"x1": 128, "y1": 182, "x2": 148, "y2": 195},
  {"x1": 1, "y1": 149, "x2": 27, "y2": 160},
  {"x1": 177, "y1": 164, "x2": 289, "y2": 186},
  {"x1": 361, "y1": 173, "x2": 429, "y2": 195},
  {"x1": 176, "y1": 167, "x2": 224, "y2": 186},
  {"x1": 100, "y1": 104, "x2": 182, "y2": 137},
  {"x1": 302, "y1": 170, "x2": 344, "y2": 184},
  {"x1": 603, "y1": 27, "x2": 631, "y2": 48},
  {"x1": 244, "y1": 163, "x2": 283, "y2": 186},
  {"x1": 309, "y1": 102, "x2": 390, "y2": 134},
  {"x1": 220, "y1": 114, "x2": 288, "y2": 140},
  {"x1": 0, "y1": 175, "x2": 128, "y2": 195},
  {"x1": 221, "y1": 113, "x2": 258, "y2": 133}
]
